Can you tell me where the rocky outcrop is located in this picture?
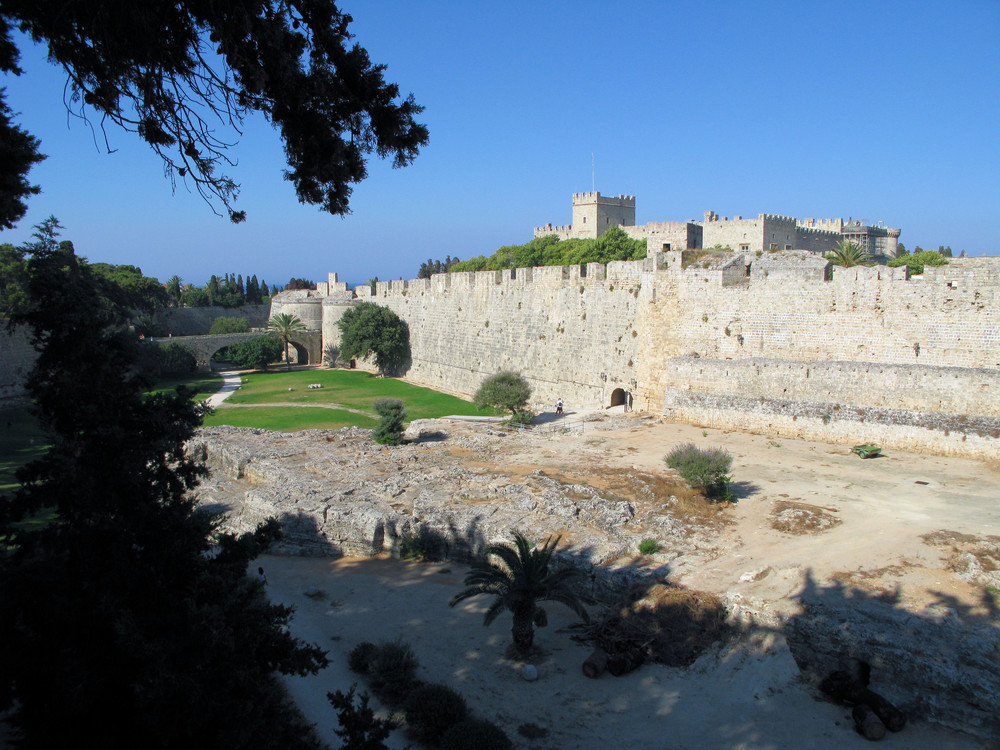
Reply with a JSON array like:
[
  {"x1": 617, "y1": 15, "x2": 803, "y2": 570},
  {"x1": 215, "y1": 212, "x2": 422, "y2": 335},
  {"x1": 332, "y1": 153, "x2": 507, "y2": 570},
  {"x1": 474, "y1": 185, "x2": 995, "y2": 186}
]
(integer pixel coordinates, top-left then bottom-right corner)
[{"x1": 187, "y1": 421, "x2": 1000, "y2": 742}]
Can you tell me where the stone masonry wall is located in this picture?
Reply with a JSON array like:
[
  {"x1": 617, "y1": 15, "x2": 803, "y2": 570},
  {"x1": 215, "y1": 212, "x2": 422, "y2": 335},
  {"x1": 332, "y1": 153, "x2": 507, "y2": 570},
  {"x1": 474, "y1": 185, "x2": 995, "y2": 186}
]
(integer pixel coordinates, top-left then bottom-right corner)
[
  {"x1": 355, "y1": 262, "x2": 649, "y2": 410},
  {"x1": 0, "y1": 324, "x2": 35, "y2": 407},
  {"x1": 326, "y1": 253, "x2": 998, "y2": 458}
]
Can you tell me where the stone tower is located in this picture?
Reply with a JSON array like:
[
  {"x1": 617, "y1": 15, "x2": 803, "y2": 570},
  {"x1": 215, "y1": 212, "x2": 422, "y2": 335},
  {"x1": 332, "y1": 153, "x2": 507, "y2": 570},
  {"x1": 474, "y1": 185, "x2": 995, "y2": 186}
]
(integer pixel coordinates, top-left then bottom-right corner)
[{"x1": 571, "y1": 192, "x2": 636, "y2": 238}]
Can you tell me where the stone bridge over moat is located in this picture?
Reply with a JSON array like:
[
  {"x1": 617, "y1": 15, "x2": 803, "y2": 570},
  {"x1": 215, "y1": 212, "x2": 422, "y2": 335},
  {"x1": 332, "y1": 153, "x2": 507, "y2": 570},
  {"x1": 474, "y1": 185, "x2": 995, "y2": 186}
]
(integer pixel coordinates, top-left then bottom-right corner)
[{"x1": 155, "y1": 331, "x2": 323, "y2": 371}]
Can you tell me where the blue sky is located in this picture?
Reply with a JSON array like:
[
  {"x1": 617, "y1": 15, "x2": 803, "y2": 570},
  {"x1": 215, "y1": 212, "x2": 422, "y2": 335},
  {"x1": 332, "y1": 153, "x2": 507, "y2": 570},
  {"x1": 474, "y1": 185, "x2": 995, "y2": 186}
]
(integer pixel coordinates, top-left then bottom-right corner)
[{"x1": 1, "y1": 0, "x2": 997, "y2": 287}]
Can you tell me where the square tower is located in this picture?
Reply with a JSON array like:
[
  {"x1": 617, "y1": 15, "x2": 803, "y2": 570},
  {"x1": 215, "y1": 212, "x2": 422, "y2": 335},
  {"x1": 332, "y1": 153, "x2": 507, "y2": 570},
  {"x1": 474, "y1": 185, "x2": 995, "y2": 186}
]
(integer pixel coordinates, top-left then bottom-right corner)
[{"x1": 571, "y1": 192, "x2": 636, "y2": 238}]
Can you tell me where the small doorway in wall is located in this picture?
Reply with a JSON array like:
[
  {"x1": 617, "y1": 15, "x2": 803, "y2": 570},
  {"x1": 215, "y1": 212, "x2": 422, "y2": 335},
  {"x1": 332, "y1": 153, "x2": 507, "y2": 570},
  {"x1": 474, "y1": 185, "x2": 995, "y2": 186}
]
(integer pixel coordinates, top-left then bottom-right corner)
[{"x1": 610, "y1": 388, "x2": 627, "y2": 408}]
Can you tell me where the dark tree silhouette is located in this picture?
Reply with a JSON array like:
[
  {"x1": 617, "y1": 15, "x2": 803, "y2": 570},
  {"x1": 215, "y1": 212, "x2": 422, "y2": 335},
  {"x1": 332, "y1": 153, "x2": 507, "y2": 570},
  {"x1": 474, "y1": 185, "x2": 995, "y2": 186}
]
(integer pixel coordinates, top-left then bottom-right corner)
[
  {"x1": 0, "y1": 220, "x2": 328, "y2": 747},
  {"x1": 0, "y1": 1, "x2": 428, "y2": 222}
]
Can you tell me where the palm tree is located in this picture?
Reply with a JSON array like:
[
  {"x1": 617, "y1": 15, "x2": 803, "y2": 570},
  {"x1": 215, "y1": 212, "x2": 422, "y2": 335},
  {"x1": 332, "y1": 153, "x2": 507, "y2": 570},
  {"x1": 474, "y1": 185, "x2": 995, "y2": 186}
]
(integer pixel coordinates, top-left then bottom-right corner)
[
  {"x1": 266, "y1": 312, "x2": 307, "y2": 370},
  {"x1": 827, "y1": 239, "x2": 872, "y2": 267},
  {"x1": 449, "y1": 530, "x2": 590, "y2": 656}
]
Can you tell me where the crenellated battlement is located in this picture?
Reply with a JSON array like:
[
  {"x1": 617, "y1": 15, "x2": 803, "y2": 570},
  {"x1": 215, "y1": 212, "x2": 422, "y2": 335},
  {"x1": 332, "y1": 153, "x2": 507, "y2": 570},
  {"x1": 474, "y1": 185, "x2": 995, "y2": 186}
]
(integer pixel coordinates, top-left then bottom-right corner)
[
  {"x1": 799, "y1": 218, "x2": 844, "y2": 231},
  {"x1": 534, "y1": 223, "x2": 573, "y2": 235},
  {"x1": 572, "y1": 191, "x2": 636, "y2": 205},
  {"x1": 333, "y1": 255, "x2": 1000, "y2": 310}
]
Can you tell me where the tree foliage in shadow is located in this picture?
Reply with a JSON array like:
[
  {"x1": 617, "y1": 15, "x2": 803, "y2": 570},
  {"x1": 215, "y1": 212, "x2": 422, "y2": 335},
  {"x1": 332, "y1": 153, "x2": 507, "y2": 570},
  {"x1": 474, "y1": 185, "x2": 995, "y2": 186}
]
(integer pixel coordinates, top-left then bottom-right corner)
[{"x1": 0, "y1": 225, "x2": 328, "y2": 748}]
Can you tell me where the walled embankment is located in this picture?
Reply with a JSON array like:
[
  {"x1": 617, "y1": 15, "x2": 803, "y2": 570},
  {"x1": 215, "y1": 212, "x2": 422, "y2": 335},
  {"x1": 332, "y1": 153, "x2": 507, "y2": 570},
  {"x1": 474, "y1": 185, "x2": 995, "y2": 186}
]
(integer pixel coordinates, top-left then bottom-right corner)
[
  {"x1": 634, "y1": 256, "x2": 1000, "y2": 457},
  {"x1": 294, "y1": 254, "x2": 999, "y2": 459},
  {"x1": 354, "y1": 261, "x2": 649, "y2": 408}
]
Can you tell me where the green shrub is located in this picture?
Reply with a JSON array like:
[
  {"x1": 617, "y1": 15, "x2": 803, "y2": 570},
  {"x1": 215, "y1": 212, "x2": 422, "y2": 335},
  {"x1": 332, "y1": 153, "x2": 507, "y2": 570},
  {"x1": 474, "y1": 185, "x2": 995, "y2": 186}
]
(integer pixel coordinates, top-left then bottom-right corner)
[
  {"x1": 156, "y1": 342, "x2": 197, "y2": 375},
  {"x1": 219, "y1": 335, "x2": 283, "y2": 370},
  {"x1": 368, "y1": 639, "x2": 419, "y2": 704},
  {"x1": 440, "y1": 718, "x2": 513, "y2": 750},
  {"x1": 403, "y1": 683, "x2": 468, "y2": 743},
  {"x1": 328, "y1": 684, "x2": 396, "y2": 750},
  {"x1": 373, "y1": 398, "x2": 406, "y2": 446},
  {"x1": 348, "y1": 642, "x2": 377, "y2": 674},
  {"x1": 506, "y1": 409, "x2": 535, "y2": 425},
  {"x1": 209, "y1": 316, "x2": 250, "y2": 334},
  {"x1": 638, "y1": 538, "x2": 659, "y2": 556},
  {"x1": 665, "y1": 443, "x2": 734, "y2": 502},
  {"x1": 399, "y1": 527, "x2": 442, "y2": 562}
]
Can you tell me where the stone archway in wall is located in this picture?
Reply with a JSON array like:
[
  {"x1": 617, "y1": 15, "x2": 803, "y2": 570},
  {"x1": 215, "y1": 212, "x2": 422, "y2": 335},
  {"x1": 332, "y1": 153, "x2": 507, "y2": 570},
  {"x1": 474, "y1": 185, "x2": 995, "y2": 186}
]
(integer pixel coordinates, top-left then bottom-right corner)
[
  {"x1": 282, "y1": 340, "x2": 309, "y2": 365},
  {"x1": 609, "y1": 388, "x2": 628, "y2": 408}
]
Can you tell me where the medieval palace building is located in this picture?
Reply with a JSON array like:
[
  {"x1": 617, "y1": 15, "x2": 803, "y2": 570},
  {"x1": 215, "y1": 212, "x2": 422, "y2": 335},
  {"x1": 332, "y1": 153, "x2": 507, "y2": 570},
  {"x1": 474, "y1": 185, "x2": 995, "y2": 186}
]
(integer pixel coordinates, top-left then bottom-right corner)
[{"x1": 534, "y1": 192, "x2": 901, "y2": 259}]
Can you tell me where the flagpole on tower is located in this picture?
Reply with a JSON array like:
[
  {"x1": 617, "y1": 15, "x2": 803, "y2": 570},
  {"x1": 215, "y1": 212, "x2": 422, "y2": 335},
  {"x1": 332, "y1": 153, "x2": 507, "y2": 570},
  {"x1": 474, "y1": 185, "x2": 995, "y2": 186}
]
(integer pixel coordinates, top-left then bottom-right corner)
[{"x1": 591, "y1": 153, "x2": 595, "y2": 192}]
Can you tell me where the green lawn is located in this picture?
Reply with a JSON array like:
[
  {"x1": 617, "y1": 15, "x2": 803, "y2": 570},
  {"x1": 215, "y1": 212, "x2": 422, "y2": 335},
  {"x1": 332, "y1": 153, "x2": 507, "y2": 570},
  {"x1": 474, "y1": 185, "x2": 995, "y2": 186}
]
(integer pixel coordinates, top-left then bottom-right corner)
[
  {"x1": 0, "y1": 407, "x2": 49, "y2": 492},
  {"x1": 220, "y1": 369, "x2": 496, "y2": 424},
  {"x1": 202, "y1": 405, "x2": 378, "y2": 431},
  {"x1": 149, "y1": 372, "x2": 222, "y2": 400},
  {"x1": 2, "y1": 370, "x2": 494, "y2": 464}
]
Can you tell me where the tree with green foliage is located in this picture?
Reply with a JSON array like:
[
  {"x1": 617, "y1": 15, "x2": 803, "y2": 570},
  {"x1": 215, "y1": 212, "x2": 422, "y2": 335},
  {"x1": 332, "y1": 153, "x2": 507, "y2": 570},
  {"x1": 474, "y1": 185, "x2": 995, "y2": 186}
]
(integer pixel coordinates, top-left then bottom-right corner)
[
  {"x1": 0, "y1": 242, "x2": 30, "y2": 317},
  {"x1": 182, "y1": 285, "x2": 210, "y2": 307},
  {"x1": 210, "y1": 316, "x2": 250, "y2": 334},
  {"x1": 0, "y1": 95, "x2": 45, "y2": 230},
  {"x1": 328, "y1": 685, "x2": 396, "y2": 750},
  {"x1": 418, "y1": 255, "x2": 461, "y2": 279},
  {"x1": 0, "y1": 0, "x2": 427, "y2": 223},
  {"x1": 220, "y1": 335, "x2": 284, "y2": 370},
  {"x1": 146, "y1": 341, "x2": 198, "y2": 376},
  {"x1": 0, "y1": 221, "x2": 328, "y2": 747},
  {"x1": 450, "y1": 228, "x2": 646, "y2": 273},
  {"x1": 473, "y1": 371, "x2": 531, "y2": 418},
  {"x1": 372, "y1": 398, "x2": 406, "y2": 446},
  {"x1": 449, "y1": 531, "x2": 590, "y2": 656},
  {"x1": 267, "y1": 312, "x2": 308, "y2": 370},
  {"x1": 337, "y1": 301, "x2": 410, "y2": 376},
  {"x1": 826, "y1": 239, "x2": 873, "y2": 267},
  {"x1": 90, "y1": 262, "x2": 169, "y2": 313},
  {"x1": 895, "y1": 242, "x2": 908, "y2": 257},
  {"x1": 246, "y1": 274, "x2": 262, "y2": 305},
  {"x1": 888, "y1": 249, "x2": 950, "y2": 275},
  {"x1": 165, "y1": 275, "x2": 184, "y2": 307}
]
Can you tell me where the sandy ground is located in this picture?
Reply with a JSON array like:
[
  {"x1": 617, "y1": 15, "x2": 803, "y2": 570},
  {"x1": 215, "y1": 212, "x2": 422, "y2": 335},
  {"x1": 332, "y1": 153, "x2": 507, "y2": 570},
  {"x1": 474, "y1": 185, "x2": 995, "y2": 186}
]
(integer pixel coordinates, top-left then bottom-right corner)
[{"x1": 260, "y1": 415, "x2": 1000, "y2": 750}]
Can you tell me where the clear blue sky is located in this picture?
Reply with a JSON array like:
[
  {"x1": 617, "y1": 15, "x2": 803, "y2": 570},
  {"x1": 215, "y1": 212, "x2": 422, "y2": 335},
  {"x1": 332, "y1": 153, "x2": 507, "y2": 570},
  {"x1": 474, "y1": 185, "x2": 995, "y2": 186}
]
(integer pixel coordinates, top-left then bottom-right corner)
[{"x1": 2, "y1": 0, "x2": 997, "y2": 287}]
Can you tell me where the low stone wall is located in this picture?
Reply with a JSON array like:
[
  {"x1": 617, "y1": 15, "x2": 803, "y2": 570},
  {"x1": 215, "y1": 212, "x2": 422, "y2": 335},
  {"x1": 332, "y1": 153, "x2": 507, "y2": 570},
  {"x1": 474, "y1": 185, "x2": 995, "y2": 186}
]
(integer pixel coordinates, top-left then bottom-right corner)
[{"x1": 659, "y1": 357, "x2": 1000, "y2": 459}]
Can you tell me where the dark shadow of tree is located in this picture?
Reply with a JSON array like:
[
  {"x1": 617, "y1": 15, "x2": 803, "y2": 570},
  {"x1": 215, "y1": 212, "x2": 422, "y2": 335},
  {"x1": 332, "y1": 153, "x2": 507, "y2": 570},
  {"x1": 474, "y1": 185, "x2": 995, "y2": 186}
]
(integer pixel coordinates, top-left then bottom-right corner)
[
  {"x1": 265, "y1": 499, "x2": 998, "y2": 747},
  {"x1": 783, "y1": 570, "x2": 1000, "y2": 741}
]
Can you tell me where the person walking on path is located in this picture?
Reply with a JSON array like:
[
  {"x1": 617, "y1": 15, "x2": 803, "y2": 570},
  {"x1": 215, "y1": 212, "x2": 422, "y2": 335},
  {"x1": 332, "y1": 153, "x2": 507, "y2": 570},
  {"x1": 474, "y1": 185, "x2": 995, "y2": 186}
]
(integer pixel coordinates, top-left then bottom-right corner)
[
  {"x1": 556, "y1": 398, "x2": 564, "y2": 415},
  {"x1": 258, "y1": 566, "x2": 268, "y2": 584}
]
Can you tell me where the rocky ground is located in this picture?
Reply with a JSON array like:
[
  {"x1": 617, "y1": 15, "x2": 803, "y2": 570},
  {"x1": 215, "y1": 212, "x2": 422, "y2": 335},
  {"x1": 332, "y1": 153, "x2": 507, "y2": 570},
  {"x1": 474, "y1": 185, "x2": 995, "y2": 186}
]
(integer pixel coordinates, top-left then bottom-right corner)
[{"x1": 188, "y1": 413, "x2": 1000, "y2": 746}]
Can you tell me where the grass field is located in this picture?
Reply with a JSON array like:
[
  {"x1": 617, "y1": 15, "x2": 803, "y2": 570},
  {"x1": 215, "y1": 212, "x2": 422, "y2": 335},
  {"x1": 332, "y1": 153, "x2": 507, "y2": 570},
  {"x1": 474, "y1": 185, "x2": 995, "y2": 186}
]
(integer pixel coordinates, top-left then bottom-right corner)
[
  {"x1": 149, "y1": 372, "x2": 222, "y2": 400},
  {"x1": 0, "y1": 407, "x2": 48, "y2": 492},
  {"x1": 212, "y1": 368, "x2": 496, "y2": 429},
  {"x1": 202, "y1": 405, "x2": 378, "y2": 431},
  {"x1": 0, "y1": 369, "x2": 493, "y2": 487}
]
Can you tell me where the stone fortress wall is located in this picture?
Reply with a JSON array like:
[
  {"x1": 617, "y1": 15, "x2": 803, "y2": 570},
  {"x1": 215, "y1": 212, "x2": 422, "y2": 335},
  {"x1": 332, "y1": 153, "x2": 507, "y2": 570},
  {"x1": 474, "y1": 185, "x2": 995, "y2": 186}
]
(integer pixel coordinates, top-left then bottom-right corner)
[
  {"x1": 0, "y1": 324, "x2": 34, "y2": 407},
  {"x1": 276, "y1": 250, "x2": 1000, "y2": 460}
]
